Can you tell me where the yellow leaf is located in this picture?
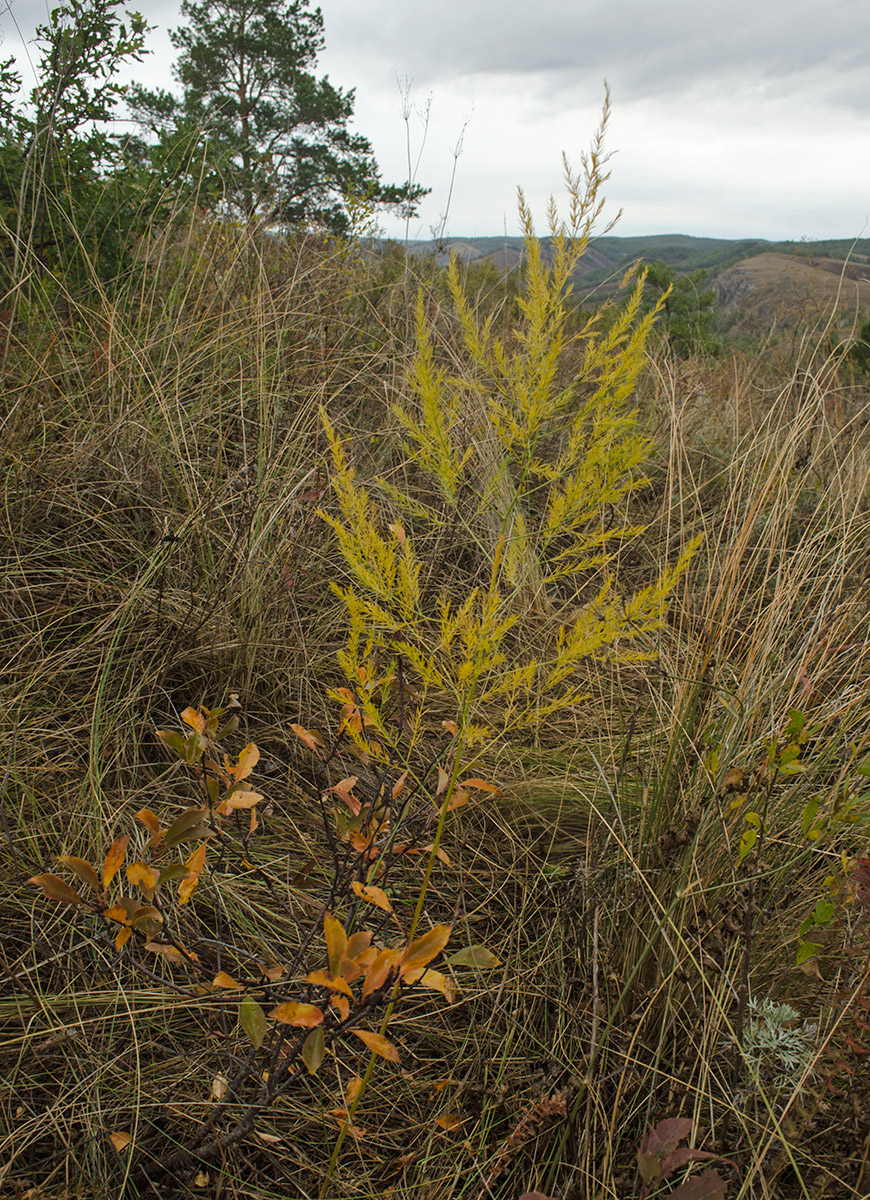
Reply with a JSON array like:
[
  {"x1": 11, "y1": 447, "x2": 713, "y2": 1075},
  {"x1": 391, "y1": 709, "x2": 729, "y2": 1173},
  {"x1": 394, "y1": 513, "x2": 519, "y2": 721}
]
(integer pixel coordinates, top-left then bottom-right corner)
[
  {"x1": 436, "y1": 1112, "x2": 463, "y2": 1131},
  {"x1": 194, "y1": 1169, "x2": 209, "y2": 1187},
  {"x1": 115, "y1": 926, "x2": 132, "y2": 951},
  {"x1": 105, "y1": 903, "x2": 131, "y2": 925},
  {"x1": 351, "y1": 880, "x2": 393, "y2": 913},
  {"x1": 221, "y1": 789, "x2": 263, "y2": 813},
  {"x1": 269, "y1": 1002, "x2": 324, "y2": 1028},
  {"x1": 446, "y1": 944, "x2": 502, "y2": 970},
  {"x1": 346, "y1": 1074, "x2": 363, "y2": 1104},
  {"x1": 103, "y1": 836, "x2": 130, "y2": 889},
  {"x1": 213, "y1": 971, "x2": 242, "y2": 989},
  {"x1": 345, "y1": 930, "x2": 373, "y2": 960},
  {"x1": 402, "y1": 925, "x2": 452, "y2": 972},
  {"x1": 109, "y1": 1131, "x2": 131, "y2": 1152},
  {"x1": 350, "y1": 1028, "x2": 400, "y2": 1063},
  {"x1": 126, "y1": 861, "x2": 158, "y2": 892}
]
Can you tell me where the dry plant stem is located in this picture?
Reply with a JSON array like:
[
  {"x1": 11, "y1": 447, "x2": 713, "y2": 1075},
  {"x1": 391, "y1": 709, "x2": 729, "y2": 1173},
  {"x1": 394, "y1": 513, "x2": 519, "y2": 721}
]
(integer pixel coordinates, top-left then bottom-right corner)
[{"x1": 319, "y1": 734, "x2": 468, "y2": 1198}]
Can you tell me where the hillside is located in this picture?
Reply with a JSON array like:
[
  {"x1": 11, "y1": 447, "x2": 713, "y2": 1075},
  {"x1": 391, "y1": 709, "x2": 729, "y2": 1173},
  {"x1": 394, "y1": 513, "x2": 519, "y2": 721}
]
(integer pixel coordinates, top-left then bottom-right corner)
[{"x1": 400, "y1": 233, "x2": 870, "y2": 324}]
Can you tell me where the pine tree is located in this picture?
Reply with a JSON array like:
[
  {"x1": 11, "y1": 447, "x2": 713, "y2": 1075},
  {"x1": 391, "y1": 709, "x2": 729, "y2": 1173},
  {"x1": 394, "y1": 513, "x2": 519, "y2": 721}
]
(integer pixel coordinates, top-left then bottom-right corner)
[{"x1": 130, "y1": 0, "x2": 425, "y2": 232}]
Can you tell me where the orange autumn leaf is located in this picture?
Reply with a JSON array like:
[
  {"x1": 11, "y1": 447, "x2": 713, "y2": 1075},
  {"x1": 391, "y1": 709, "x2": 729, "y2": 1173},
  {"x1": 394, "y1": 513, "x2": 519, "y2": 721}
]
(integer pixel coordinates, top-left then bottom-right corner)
[
  {"x1": 306, "y1": 969, "x2": 354, "y2": 997},
  {"x1": 459, "y1": 777, "x2": 499, "y2": 793},
  {"x1": 135, "y1": 808, "x2": 162, "y2": 846},
  {"x1": 103, "y1": 836, "x2": 130, "y2": 889},
  {"x1": 289, "y1": 723, "x2": 325, "y2": 754},
  {"x1": 350, "y1": 1028, "x2": 400, "y2": 1063},
  {"x1": 29, "y1": 873, "x2": 82, "y2": 906},
  {"x1": 351, "y1": 880, "x2": 393, "y2": 913},
  {"x1": 269, "y1": 1002, "x2": 324, "y2": 1028},
  {"x1": 109, "y1": 1131, "x2": 132, "y2": 1152},
  {"x1": 330, "y1": 1108, "x2": 366, "y2": 1138},
  {"x1": 445, "y1": 789, "x2": 470, "y2": 812},
  {"x1": 346, "y1": 1074, "x2": 363, "y2": 1104},
  {"x1": 178, "y1": 842, "x2": 208, "y2": 905},
  {"x1": 346, "y1": 930, "x2": 373, "y2": 960},
  {"x1": 329, "y1": 776, "x2": 361, "y2": 814},
  {"x1": 115, "y1": 926, "x2": 132, "y2": 951},
  {"x1": 324, "y1": 912, "x2": 348, "y2": 975},
  {"x1": 402, "y1": 967, "x2": 458, "y2": 1002},
  {"x1": 402, "y1": 925, "x2": 452, "y2": 973},
  {"x1": 56, "y1": 856, "x2": 101, "y2": 894},
  {"x1": 362, "y1": 948, "x2": 405, "y2": 999},
  {"x1": 212, "y1": 971, "x2": 242, "y2": 989},
  {"x1": 145, "y1": 941, "x2": 199, "y2": 964},
  {"x1": 330, "y1": 993, "x2": 351, "y2": 1021},
  {"x1": 105, "y1": 902, "x2": 132, "y2": 925},
  {"x1": 228, "y1": 743, "x2": 259, "y2": 783},
  {"x1": 180, "y1": 707, "x2": 206, "y2": 733}
]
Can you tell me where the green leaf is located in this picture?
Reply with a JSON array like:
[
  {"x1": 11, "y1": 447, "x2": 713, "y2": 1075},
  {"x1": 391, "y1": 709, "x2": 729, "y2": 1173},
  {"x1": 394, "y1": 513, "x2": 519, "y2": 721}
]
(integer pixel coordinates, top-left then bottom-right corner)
[
  {"x1": 163, "y1": 808, "x2": 209, "y2": 846},
  {"x1": 301, "y1": 1027, "x2": 325, "y2": 1075},
  {"x1": 240, "y1": 995, "x2": 267, "y2": 1049},
  {"x1": 778, "y1": 743, "x2": 801, "y2": 767},
  {"x1": 778, "y1": 760, "x2": 806, "y2": 776},
  {"x1": 786, "y1": 710, "x2": 806, "y2": 739},
  {"x1": 796, "y1": 940, "x2": 818, "y2": 966},
  {"x1": 801, "y1": 798, "x2": 822, "y2": 838},
  {"x1": 737, "y1": 826, "x2": 757, "y2": 865},
  {"x1": 446, "y1": 944, "x2": 502, "y2": 970},
  {"x1": 813, "y1": 899, "x2": 835, "y2": 925},
  {"x1": 155, "y1": 729, "x2": 188, "y2": 760}
]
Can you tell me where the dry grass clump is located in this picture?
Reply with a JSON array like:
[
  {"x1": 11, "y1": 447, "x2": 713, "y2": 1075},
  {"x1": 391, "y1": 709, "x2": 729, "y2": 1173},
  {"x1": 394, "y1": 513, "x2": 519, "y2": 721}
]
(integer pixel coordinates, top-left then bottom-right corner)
[{"x1": 2, "y1": 209, "x2": 870, "y2": 1200}]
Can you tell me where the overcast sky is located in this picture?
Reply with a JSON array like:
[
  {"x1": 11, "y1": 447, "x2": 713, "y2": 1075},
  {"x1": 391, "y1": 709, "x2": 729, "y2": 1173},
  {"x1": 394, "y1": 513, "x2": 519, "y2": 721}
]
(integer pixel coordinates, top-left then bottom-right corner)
[{"x1": 2, "y1": 0, "x2": 869, "y2": 241}]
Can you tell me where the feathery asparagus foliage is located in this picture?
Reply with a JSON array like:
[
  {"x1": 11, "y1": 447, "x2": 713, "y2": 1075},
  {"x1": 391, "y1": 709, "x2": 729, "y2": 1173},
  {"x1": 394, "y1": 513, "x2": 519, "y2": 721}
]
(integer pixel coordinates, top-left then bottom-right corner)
[{"x1": 321, "y1": 98, "x2": 699, "y2": 770}]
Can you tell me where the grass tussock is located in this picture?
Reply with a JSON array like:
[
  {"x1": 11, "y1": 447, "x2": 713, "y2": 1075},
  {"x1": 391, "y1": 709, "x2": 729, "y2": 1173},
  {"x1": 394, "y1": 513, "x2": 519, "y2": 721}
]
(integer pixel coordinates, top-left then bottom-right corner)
[{"x1": 3, "y1": 176, "x2": 870, "y2": 1200}]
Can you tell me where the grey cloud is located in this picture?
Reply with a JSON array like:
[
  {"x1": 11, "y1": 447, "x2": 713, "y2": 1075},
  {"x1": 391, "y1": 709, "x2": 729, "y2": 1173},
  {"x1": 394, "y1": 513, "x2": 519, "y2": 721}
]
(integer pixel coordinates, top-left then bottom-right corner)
[{"x1": 321, "y1": 0, "x2": 870, "y2": 108}]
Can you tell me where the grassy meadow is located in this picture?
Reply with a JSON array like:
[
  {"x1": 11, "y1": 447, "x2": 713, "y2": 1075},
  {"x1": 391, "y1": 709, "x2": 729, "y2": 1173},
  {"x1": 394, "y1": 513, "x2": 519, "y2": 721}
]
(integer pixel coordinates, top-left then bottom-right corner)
[{"x1": 3, "y1": 180, "x2": 870, "y2": 1200}]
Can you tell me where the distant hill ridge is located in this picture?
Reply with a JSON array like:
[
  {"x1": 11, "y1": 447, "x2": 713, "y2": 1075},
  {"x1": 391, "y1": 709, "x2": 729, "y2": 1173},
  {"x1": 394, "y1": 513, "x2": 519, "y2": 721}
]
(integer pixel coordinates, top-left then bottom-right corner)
[{"x1": 395, "y1": 233, "x2": 870, "y2": 288}]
